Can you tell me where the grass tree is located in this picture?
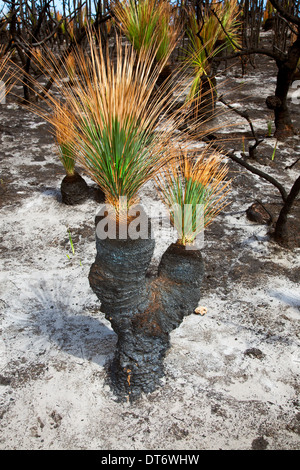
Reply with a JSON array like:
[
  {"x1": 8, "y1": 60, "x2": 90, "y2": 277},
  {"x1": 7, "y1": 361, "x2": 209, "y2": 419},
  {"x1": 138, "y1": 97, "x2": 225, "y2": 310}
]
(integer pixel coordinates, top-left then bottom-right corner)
[
  {"x1": 184, "y1": 0, "x2": 241, "y2": 122},
  {"x1": 112, "y1": 0, "x2": 179, "y2": 60},
  {"x1": 51, "y1": 104, "x2": 89, "y2": 205},
  {"x1": 155, "y1": 147, "x2": 231, "y2": 247},
  {"x1": 112, "y1": 0, "x2": 181, "y2": 92},
  {"x1": 35, "y1": 29, "x2": 188, "y2": 218},
  {"x1": 22, "y1": 30, "x2": 231, "y2": 400}
]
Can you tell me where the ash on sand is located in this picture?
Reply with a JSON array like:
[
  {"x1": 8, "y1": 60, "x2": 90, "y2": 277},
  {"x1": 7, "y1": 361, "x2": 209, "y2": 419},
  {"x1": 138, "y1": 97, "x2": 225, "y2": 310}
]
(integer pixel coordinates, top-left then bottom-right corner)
[{"x1": 0, "y1": 50, "x2": 300, "y2": 450}]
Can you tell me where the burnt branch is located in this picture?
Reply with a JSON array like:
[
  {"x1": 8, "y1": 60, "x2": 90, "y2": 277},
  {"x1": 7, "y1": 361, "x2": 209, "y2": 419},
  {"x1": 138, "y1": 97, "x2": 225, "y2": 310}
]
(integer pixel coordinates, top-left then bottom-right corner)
[
  {"x1": 269, "y1": 0, "x2": 300, "y2": 26},
  {"x1": 219, "y1": 95, "x2": 264, "y2": 159},
  {"x1": 274, "y1": 173, "x2": 300, "y2": 242},
  {"x1": 211, "y1": 7, "x2": 243, "y2": 52},
  {"x1": 227, "y1": 152, "x2": 288, "y2": 202}
]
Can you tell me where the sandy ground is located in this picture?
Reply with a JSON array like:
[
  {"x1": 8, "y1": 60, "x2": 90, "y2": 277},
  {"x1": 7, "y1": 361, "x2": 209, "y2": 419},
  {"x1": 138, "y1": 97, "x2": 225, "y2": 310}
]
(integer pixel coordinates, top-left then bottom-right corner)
[{"x1": 0, "y1": 45, "x2": 300, "y2": 450}]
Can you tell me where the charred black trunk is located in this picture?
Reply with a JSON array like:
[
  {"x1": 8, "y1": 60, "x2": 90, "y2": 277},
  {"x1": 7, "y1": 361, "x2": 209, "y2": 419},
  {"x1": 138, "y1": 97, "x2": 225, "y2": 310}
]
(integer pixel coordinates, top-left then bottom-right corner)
[
  {"x1": 89, "y1": 207, "x2": 204, "y2": 401},
  {"x1": 266, "y1": 67, "x2": 295, "y2": 140},
  {"x1": 60, "y1": 171, "x2": 89, "y2": 205},
  {"x1": 273, "y1": 174, "x2": 300, "y2": 244},
  {"x1": 266, "y1": 35, "x2": 300, "y2": 140}
]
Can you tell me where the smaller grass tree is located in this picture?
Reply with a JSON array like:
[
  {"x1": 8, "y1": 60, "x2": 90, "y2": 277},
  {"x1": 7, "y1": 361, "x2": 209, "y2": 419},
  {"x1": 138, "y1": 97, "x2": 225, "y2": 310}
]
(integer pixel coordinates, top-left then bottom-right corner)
[
  {"x1": 52, "y1": 104, "x2": 77, "y2": 177},
  {"x1": 184, "y1": 0, "x2": 241, "y2": 122},
  {"x1": 112, "y1": 0, "x2": 180, "y2": 63},
  {"x1": 112, "y1": 0, "x2": 181, "y2": 94},
  {"x1": 155, "y1": 147, "x2": 231, "y2": 247},
  {"x1": 51, "y1": 104, "x2": 90, "y2": 205}
]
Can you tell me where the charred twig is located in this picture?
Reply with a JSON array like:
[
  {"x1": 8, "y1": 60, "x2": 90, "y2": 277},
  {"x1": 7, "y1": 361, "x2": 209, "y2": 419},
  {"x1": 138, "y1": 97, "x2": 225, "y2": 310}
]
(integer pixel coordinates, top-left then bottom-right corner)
[
  {"x1": 211, "y1": 7, "x2": 243, "y2": 52},
  {"x1": 31, "y1": 3, "x2": 86, "y2": 47},
  {"x1": 205, "y1": 140, "x2": 299, "y2": 245},
  {"x1": 269, "y1": 0, "x2": 300, "y2": 27},
  {"x1": 219, "y1": 95, "x2": 264, "y2": 158},
  {"x1": 285, "y1": 157, "x2": 300, "y2": 170}
]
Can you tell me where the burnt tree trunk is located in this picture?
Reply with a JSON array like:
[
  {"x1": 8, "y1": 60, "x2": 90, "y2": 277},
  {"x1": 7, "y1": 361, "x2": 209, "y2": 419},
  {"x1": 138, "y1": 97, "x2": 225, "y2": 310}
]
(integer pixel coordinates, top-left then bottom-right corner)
[
  {"x1": 273, "y1": 174, "x2": 300, "y2": 244},
  {"x1": 266, "y1": 34, "x2": 300, "y2": 140},
  {"x1": 89, "y1": 207, "x2": 204, "y2": 401}
]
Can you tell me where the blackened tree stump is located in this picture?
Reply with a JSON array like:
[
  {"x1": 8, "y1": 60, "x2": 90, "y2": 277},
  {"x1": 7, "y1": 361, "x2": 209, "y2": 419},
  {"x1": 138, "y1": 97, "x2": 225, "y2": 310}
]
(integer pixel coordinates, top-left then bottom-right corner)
[{"x1": 89, "y1": 207, "x2": 204, "y2": 401}]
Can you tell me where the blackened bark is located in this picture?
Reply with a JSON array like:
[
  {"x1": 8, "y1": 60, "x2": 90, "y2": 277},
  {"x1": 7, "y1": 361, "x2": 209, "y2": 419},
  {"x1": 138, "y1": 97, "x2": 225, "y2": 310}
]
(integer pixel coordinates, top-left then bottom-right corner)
[
  {"x1": 274, "y1": 174, "x2": 300, "y2": 244},
  {"x1": 89, "y1": 208, "x2": 204, "y2": 401},
  {"x1": 266, "y1": 34, "x2": 300, "y2": 140}
]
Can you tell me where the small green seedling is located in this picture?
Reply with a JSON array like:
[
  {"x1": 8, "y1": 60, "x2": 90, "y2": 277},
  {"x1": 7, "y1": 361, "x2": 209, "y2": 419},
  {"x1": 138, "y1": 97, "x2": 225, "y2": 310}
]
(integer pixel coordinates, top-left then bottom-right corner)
[
  {"x1": 271, "y1": 140, "x2": 278, "y2": 161},
  {"x1": 68, "y1": 229, "x2": 75, "y2": 255},
  {"x1": 66, "y1": 229, "x2": 82, "y2": 265}
]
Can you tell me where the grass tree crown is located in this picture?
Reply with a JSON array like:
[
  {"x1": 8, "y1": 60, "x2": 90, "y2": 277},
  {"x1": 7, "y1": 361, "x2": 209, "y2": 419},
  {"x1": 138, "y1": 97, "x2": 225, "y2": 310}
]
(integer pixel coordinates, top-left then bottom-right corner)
[
  {"x1": 155, "y1": 147, "x2": 231, "y2": 246},
  {"x1": 21, "y1": 26, "x2": 232, "y2": 230},
  {"x1": 112, "y1": 0, "x2": 181, "y2": 62}
]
